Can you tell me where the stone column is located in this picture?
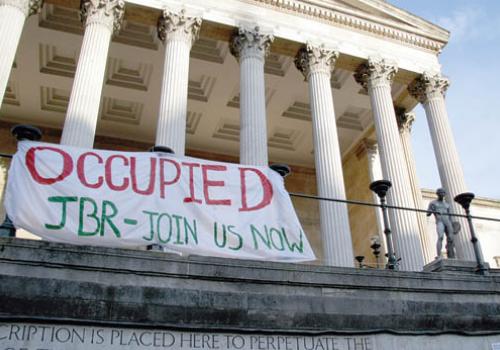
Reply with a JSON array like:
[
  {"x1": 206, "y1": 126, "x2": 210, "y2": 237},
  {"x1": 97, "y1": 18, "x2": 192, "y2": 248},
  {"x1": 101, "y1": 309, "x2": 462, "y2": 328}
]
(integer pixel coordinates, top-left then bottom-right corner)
[
  {"x1": 230, "y1": 26, "x2": 273, "y2": 166},
  {"x1": 295, "y1": 44, "x2": 354, "y2": 267},
  {"x1": 354, "y1": 58, "x2": 424, "y2": 271},
  {"x1": 0, "y1": 0, "x2": 43, "y2": 109},
  {"x1": 61, "y1": 0, "x2": 124, "y2": 148},
  {"x1": 363, "y1": 140, "x2": 387, "y2": 256},
  {"x1": 395, "y1": 109, "x2": 434, "y2": 262},
  {"x1": 155, "y1": 9, "x2": 201, "y2": 155},
  {"x1": 408, "y1": 72, "x2": 475, "y2": 260}
]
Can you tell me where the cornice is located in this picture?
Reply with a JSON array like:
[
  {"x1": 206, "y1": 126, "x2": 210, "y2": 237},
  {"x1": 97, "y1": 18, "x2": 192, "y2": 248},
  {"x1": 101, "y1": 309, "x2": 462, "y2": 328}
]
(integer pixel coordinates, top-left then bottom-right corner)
[{"x1": 243, "y1": 0, "x2": 448, "y2": 53}]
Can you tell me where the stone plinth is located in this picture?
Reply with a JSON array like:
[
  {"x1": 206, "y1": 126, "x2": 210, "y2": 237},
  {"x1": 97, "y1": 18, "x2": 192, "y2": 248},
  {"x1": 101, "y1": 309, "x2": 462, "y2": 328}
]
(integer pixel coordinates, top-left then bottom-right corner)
[{"x1": 424, "y1": 258, "x2": 491, "y2": 275}]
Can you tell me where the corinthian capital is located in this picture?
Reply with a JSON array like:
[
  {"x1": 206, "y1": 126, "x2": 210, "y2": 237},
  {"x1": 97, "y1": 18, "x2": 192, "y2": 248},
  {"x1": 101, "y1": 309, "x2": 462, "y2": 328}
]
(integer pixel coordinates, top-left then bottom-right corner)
[
  {"x1": 395, "y1": 107, "x2": 415, "y2": 134},
  {"x1": 354, "y1": 58, "x2": 398, "y2": 90},
  {"x1": 0, "y1": 0, "x2": 43, "y2": 17},
  {"x1": 81, "y1": 0, "x2": 125, "y2": 33},
  {"x1": 408, "y1": 72, "x2": 450, "y2": 103},
  {"x1": 294, "y1": 43, "x2": 339, "y2": 80},
  {"x1": 157, "y1": 9, "x2": 202, "y2": 46},
  {"x1": 357, "y1": 138, "x2": 378, "y2": 162},
  {"x1": 230, "y1": 26, "x2": 274, "y2": 62}
]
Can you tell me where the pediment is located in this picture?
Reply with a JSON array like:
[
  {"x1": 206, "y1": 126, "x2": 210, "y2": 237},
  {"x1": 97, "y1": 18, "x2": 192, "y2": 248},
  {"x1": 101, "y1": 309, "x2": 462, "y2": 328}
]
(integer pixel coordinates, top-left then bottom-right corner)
[{"x1": 288, "y1": 0, "x2": 449, "y2": 47}]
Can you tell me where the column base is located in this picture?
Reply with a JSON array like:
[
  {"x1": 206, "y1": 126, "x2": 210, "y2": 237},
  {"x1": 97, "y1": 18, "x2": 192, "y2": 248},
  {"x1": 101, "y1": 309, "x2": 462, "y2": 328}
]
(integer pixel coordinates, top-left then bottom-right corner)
[{"x1": 423, "y1": 258, "x2": 490, "y2": 275}]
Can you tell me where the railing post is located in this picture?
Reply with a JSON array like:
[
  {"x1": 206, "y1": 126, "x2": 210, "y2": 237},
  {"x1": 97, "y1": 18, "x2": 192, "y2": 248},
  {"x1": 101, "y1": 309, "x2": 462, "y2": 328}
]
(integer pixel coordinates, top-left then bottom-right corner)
[
  {"x1": 0, "y1": 125, "x2": 42, "y2": 237},
  {"x1": 146, "y1": 145, "x2": 175, "y2": 251},
  {"x1": 270, "y1": 164, "x2": 291, "y2": 178},
  {"x1": 370, "y1": 180, "x2": 398, "y2": 270},
  {"x1": 454, "y1": 192, "x2": 489, "y2": 275}
]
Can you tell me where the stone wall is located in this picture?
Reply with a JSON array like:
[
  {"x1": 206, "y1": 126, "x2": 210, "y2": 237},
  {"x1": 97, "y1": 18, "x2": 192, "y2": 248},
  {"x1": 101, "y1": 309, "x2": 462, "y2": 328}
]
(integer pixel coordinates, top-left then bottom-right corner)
[{"x1": 0, "y1": 238, "x2": 499, "y2": 350}]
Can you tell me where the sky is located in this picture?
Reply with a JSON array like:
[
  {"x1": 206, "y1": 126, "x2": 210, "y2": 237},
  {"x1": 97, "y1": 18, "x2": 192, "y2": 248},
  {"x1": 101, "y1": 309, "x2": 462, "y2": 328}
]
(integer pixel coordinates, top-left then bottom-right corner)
[{"x1": 388, "y1": 0, "x2": 500, "y2": 199}]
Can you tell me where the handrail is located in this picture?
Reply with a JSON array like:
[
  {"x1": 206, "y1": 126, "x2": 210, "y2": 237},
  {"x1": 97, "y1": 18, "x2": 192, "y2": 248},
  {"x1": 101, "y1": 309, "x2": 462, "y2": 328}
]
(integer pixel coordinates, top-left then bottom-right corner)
[{"x1": 289, "y1": 192, "x2": 500, "y2": 223}]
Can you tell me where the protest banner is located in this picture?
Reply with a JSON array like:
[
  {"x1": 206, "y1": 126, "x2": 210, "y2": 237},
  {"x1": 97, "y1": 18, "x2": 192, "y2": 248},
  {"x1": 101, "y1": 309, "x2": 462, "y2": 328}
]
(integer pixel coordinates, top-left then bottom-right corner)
[{"x1": 5, "y1": 141, "x2": 315, "y2": 262}]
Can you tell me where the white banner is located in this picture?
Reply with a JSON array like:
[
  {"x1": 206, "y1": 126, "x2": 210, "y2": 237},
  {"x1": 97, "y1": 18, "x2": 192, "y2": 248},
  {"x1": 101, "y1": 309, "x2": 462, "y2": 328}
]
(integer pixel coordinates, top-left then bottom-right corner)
[{"x1": 5, "y1": 141, "x2": 315, "y2": 262}]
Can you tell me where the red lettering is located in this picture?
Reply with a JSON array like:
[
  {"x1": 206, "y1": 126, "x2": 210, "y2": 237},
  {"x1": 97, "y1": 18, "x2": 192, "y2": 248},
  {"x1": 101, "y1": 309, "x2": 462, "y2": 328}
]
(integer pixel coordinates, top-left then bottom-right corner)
[
  {"x1": 239, "y1": 168, "x2": 273, "y2": 212},
  {"x1": 202, "y1": 164, "x2": 231, "y2": 206},
  {"x1": 131, "y1": 157, "x2": 156, "y2": 196},
  {"x1": 182, "y1": 162, "x2": 202, "y2": 204},
  {"x1": 25, "y1": 146, "x2": 73, "y2": 185},
  {"x1": 105, "y1": 155, "x2": 129, "y2": 191},
  {"x1": 77, "y1": 152, "x2": 103, "y2": 189},
  {"x1": 159, "y1": 158, "x2": 181, "y2": 199}
]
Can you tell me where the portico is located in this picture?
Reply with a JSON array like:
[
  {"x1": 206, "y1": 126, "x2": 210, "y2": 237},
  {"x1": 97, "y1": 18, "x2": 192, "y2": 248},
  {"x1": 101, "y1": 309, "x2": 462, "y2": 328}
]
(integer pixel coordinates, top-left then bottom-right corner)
[{"x1": 0, "y1": 0, "x2": 473, "y2": 270}]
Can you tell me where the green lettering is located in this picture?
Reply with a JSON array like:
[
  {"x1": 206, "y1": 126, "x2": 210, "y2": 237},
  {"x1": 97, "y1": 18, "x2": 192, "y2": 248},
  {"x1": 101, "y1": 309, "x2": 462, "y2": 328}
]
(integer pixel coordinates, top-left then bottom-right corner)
[
  {"x1": 269, "y1": 227, "x2": 285, "y2": 251},
  {"x1": 100, "y1": 200, "x2": 120, "y2": 237},
  {"x1": 282, "y1": 228, "x2": 304, "y2": 253},
  {"x1": 172, "y1": 214, "x2": 183, "y2": 244},
  {"x1": 78, "y1": 197, "x2": 100, "y2": 236},
  {"x1": 213, "y1": 222, "x2": 226, "y2": 248},
  {"x1": 157, "y1": 213, "x2": 172, "y2": 244},
  {"x1": 250, "y1": 224, "x2": 271, "y2": 250},
  {"x1": 227, "y1": 225, "x2": 243, "y2": 251},
  {"x1": 184, "y1": 218, "x2": 198, "y2": 244},
  {"x1": 44, "y1": 196, "x2": 77, "y2": 230},
  {"x1": 142, "y1": 210, "x2": 158, "y2": 241}
]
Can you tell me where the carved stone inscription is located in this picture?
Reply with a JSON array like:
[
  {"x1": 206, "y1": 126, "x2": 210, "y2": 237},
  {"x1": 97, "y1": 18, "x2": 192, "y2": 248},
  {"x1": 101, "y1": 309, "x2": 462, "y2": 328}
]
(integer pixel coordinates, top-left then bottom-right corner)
[{"x1": 0, "y1": 323, "x2": 375, "y2": 350}]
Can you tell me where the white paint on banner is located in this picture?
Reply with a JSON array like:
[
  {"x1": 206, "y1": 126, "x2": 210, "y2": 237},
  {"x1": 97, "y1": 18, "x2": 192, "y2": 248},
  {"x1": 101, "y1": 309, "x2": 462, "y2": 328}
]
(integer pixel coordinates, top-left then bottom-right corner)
[{"x1": 5, "y1": 141, "x2": 315, "y2": 262}]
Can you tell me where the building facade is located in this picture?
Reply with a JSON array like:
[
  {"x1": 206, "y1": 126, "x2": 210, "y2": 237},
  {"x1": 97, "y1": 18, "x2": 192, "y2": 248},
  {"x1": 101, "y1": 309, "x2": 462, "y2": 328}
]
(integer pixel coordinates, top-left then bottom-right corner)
[
  {"x1": 0, "y1": 0, "x2": 499, "y2": 348},
  {"x1": 0, "y1": 0, "x2": 487, "y2": 269}
]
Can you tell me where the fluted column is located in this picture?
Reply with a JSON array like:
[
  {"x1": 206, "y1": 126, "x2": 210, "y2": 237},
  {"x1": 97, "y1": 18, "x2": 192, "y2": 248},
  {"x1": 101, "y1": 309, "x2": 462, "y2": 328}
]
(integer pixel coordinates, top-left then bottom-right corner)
[
  {"x1": 408, "y1": 72, "x2": 475, "y2": 260},
  {"x1": 155, "y1": 10, "x2": 201, "y2": 155},
  {"x1": 354, "y1": 58, "x2": 424, "y2": 271},
  {"x1": 230, "y1": 26, "x2": 273, "y2": 166},
  {"x1": 0, "y1": 0, "x2": 43, "y2": 109},
  {"x1": 396, "y1": 109, "x2": 433, "y2": 262},
  {"x1": 61, "y1": 0, "x2": 124, "y2": 148},
  {"x1": 295, "y1": 44, "x2": 354, "y2": 267},
  {"x1": 363, "y1": 140, "x2": 387, "y2": 256}
]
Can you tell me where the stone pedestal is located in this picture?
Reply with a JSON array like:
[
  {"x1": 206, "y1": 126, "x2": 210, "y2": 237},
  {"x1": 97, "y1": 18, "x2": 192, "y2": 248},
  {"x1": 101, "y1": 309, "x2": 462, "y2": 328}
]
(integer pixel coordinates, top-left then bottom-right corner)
[
  {"x1": 295, "y1": 44, "x2": 353, "y2": 267},
  {"x1": 424, "y1": 258, "x2": 490, "y2": 275},
  {"x1": 230, "y1": 26, "x2": 273, "y2": 166},
  {"x1": 155, "y1": 10, "x2": 201, "y2": 155},
  {"x1": 61, "y1": 0, "x2": 124, "y2": 148}
]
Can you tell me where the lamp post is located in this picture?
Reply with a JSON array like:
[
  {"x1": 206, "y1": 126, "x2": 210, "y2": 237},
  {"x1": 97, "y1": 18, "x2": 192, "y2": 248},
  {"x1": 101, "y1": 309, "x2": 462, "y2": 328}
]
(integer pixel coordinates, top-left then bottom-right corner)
[
  {"x1": 355, "y1": 255, "x2": 365, "y2": 268},
  {"x1": 147, "y1": 145, "x2": 174, "y2": 251},
  {"x1": 369, "y1": 180, "x2": 398, "y2": 270},
  {"x1": 370, "y1": 237, "x2": 381, "y2": 268},
  {"x1": 270, "y1": 164, "x2": 291, "y2": 178},
  {"x1": 0, "y1": 125, "x2": 42, "y2": 237},
  {"x1": 454, "y1": 192, "x2": 489, "y2": 275}
]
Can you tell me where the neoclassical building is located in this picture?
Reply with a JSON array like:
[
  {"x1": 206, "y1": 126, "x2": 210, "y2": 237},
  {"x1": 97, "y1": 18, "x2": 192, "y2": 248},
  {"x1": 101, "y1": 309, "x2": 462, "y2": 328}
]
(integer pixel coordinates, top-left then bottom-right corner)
[
  {"x1": 1, "y1": 0, "x2": 500, "y2": 348},
  {"x1": 0, "y1": 0, "x2": 477, "y2": 270}
]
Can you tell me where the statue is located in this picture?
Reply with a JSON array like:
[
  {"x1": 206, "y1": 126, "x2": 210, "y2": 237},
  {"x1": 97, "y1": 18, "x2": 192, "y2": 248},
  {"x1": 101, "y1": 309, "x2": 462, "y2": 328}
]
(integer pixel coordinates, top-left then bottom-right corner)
[{"x1": 427, "y1": 188, "x2": 460, "y2": 259}]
